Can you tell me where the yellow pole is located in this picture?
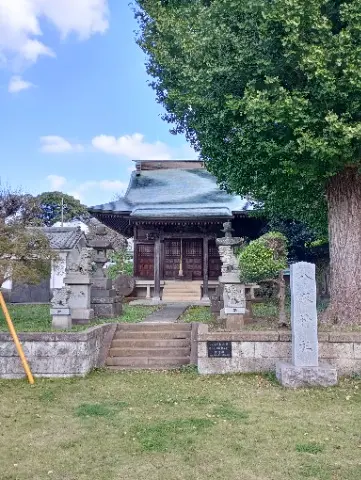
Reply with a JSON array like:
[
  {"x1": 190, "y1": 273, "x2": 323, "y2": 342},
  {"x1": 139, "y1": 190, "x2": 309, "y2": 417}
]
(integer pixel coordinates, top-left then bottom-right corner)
[{"x1": 0, "y1": 292, "x2": 35, "y2": 384}]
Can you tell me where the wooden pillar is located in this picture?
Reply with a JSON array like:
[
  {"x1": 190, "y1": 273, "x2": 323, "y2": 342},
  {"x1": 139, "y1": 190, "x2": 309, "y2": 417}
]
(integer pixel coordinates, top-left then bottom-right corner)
[
  {"x1": 153, "y1": 236, "x2": 161, "y2": 302},
  {"x1": 202, "y1": 236, "x2": 209, "y2": 300},
  {"x1": 133, "y1": 225, "x2": 138, "y2": 277}
]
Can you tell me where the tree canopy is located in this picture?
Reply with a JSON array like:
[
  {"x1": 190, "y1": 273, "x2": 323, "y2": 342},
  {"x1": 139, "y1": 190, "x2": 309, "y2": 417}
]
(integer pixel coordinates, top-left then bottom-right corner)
[
  {"x1": 136, "y1": 0, "x2": 361, "y2": 323},
  {"x1": 0, "y1": 187, "x2": 55, "y2": 287},
  {"x1": 36, "y1": 192, "x2": 89, "y2": 227},
  {"x1": 136, "y1": 0, "x2": 361, "y2": 230}
]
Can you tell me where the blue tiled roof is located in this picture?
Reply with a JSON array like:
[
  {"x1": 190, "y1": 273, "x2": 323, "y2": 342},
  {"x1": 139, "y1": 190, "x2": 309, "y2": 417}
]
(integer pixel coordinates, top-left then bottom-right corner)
[{"x1": 89, "y1": 168, "x2": 251, "y2": 219}]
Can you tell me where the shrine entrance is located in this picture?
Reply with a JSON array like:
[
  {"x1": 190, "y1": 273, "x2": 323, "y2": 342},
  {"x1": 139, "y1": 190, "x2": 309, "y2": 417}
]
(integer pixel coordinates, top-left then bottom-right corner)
[{"x1": 163, "y1": 238, "x2": 203, "y2": 280}]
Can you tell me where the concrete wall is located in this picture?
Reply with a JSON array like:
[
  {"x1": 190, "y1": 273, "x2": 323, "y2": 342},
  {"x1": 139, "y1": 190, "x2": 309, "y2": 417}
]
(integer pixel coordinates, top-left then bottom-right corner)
[
  {"x1": 0, "y1": 324, "x2": 117, "y2": 379},
  {"x1": 197, "y1": 326, "x2": 361, "y2": 376}
]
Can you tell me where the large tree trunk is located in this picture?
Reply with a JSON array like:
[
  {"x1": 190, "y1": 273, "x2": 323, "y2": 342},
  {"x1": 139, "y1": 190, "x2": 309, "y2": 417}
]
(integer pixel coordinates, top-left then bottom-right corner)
[{"x1": 323, "y1": 167, "x2": 361, "y2": 325}]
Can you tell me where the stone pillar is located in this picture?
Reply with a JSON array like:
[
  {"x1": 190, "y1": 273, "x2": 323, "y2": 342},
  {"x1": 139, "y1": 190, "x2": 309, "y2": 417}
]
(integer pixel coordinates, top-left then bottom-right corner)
[
  {"x1": 276, "y1": 262, "x2": 337, "y2": 387},
  {"x1": 88, "y1": 226, "x2": 122, "y2": 318},
  {"x1": 153, "y1": 236, "x2": 161, "y2": 302},
  {"x1": 64, "y1": 247, "x2": 94, "y2": 324},
  {"x1": 216, "y1": 222, "x2": 247, "y2": 330},
  {"x1": 50, "y1": 287, "x2": 72, "y2": 330},
  {"x1": 202, "y1": 237, "x2": 209, "y2": 302}
]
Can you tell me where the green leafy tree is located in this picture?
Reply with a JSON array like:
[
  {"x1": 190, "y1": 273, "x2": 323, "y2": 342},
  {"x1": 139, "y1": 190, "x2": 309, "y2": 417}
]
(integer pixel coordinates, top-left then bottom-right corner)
[
  {"x1": 107, "y1": 250, "x2": 133, "y2": 280},
  {"x1": 0, "y1": 186, "x2": 55, "y2": 288},
  {"x1": 136, "y1": 0, "x2": 361, "y2": 323},
  {"x1": 36, "y1": 192, "x2": 89, "y2": 227},
  {"x1": 239, "y1": 232, "x2": 288, "y2": 325}
]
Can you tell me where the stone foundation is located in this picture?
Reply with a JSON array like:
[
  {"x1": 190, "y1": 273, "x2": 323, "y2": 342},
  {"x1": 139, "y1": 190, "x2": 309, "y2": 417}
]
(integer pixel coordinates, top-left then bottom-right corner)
[
  {"x1": 276, "y1": 362, "x2": 338, "y2": 388},
  {"x1": 197, "y1": 326, "x2": 361, "y2": 376},
  {"x1": 0, "y1": 324, "x2": 117, "y2": 379}
]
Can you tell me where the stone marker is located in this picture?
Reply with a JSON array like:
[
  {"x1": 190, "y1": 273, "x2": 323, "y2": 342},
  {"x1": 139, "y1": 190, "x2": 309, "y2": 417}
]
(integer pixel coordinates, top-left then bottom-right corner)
[
  {"x1": 50, "y1": 287, "x2": 72, "y2": 330},
  {"x1": 276, "y1": 262, "x2": 337, "y2": 388}
]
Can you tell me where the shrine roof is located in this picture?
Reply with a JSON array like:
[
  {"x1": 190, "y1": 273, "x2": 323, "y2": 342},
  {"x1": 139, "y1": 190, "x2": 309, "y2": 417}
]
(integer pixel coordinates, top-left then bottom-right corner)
[{"x1": 89, "y1": 168, "x2": 251, "y2": 220}]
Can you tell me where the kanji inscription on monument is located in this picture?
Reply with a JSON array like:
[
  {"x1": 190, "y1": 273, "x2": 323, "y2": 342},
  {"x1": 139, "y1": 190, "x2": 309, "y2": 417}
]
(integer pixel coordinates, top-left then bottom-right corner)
[
  {"x1": 291, "y1": 262, "x2": 318, "y2": 367},
  {"x1": 207, "y1": 341, "x2": 232, "y2": 358}
]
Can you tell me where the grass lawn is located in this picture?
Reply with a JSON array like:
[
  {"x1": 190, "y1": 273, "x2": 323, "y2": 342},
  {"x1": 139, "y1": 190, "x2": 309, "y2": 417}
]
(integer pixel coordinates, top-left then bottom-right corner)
[
  {"x1": 0, "y1": 371, "x2": 361, "y2": 479},
  {"x1": 180, "y1": 301, "x2": 361, "y2": 332},
  {"x1": 0, "y1": 304, "x2": 159, "y2": 333}
]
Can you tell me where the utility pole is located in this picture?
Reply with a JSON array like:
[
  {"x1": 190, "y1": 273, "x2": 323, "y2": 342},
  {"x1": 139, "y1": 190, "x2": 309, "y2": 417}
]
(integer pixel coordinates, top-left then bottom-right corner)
[{"x1": 61, "y1": 197, "x2": 64, "y2": 227}]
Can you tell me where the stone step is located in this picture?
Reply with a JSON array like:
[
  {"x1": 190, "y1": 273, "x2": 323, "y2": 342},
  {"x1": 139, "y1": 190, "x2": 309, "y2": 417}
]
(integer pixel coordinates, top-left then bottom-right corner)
[
  {"x1": 107, "y1": 365, "x2": 186, "y2": 371},
  {"x1": 114, "y1": 331, "x2": 191, "y2": 340},
  {"x1": 116, "y1": 323, "x2": 191, "y2": 331},
  {"x1": 163, "y1": 286, "x2": 199, "y2": 291},
  {"x1": 106, "y1": 356, "x2": 190, "y2": 367},
  {"x1": 162, "y1": 299, "x2": 200, "y2": 303},
  {"x1": 111, "y1": 338, "x2": 191, "y2": 348},
  {"x1": 163, "y1": 291, "x2": 200, "y2": 295},
  {"x1": 108, "y1": 347, "x2": 190, "y2": 357}
]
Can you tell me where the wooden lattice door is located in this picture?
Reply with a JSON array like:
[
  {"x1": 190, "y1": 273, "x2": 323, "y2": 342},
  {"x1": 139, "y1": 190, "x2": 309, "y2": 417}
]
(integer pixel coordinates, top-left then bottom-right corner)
[
  {"x1": 184, "y1": 239, "x2": 203, "y2": 280},
  {"x1": 135, "y1": 243, "x2": 154, "y2": 278},
  {"x1": 208, "y1": 240, "x2": 222, "y2": 279},
  {"x1": 164, "y1": 240, "x2": 181, "y2": 279}
]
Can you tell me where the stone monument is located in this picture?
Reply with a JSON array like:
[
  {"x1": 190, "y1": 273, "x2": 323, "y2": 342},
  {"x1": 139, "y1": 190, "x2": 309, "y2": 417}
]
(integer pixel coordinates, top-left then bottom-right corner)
[
  {"x1": 216, "y1": 222, "x2": 247, "y2": 329},
  {"x1": 50, "y1": 286, "x2": 72, "y2": 330},
  {"x1": 88, "y1": 225, "x2": 122, "y2": 318},
  {"x1": 64, "y1": 247, "x2": 94, "y2": 324},
  {"x1": 276, "y1": 262, "x2": 337, "y2": 387}
]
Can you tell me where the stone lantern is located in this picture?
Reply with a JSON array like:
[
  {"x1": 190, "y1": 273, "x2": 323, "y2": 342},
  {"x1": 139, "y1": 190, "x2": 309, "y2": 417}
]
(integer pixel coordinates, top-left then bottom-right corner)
[
  {"x1": 88, "y1": 225, "x2": 122, "y2": 318},
  {"x1": 216, "y1": 222, "x2": 247, "y2": 329}
]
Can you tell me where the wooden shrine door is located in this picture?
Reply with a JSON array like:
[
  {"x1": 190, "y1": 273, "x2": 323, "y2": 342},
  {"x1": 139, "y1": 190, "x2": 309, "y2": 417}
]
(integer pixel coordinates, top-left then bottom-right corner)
[
  {"x1": 135, "y1": 243, "x2": 154, "y2": 278},
  {"x1": 208, "y1": 240, "x2": 222, "y2": 279},
  {"x1": 164, "y1": 239, "x2": 181, "y2": 279},
  {"x1": 164, "y1": 238, "x2": 203, "y2": 280},
  {"x1": 183, "y1": 239, "x2": 203, "y2": 279}
]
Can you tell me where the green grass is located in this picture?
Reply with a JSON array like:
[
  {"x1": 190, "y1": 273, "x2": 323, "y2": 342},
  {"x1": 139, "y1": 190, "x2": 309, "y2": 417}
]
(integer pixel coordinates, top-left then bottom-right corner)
[
  {"x1": 0, "y1": 304, "x2": 159, "y2": 333},
  {"x1": 1, "y1": 371, "x2": 361, "y2": 479},
  {"x1": 296, "y1": 442, "x2": 325, "y2": 454},
  {"x1": 180, "y1": 306, "x2": 215, "y2": 324}
]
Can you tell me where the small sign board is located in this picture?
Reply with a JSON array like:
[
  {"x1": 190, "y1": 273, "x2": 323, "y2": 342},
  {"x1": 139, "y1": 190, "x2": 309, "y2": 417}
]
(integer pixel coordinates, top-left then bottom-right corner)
[{"x1": 207, "y1": 341, "x2": 232, "y2": 358}]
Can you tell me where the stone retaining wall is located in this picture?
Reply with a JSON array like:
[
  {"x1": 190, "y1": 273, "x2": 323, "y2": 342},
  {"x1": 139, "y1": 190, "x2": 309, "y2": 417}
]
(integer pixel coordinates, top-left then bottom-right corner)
[
  {"x1": 197, "y1": 325, "x2": 361, "y2": 376},
  {"x1": 0, "y1": 324, "x2": 117, "y2": 379}
]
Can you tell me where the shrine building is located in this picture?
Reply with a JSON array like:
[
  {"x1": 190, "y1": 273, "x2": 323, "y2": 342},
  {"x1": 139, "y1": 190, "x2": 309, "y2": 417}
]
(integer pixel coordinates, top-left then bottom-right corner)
[{"x1": 89, "y1": 160, "x2": 265, "y2": 302}]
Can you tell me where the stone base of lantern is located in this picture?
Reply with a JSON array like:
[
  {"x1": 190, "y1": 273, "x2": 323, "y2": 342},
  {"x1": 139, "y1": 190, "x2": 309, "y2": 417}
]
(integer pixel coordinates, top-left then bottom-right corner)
[
  {"x1": 276, "y1": 362, "x2": 338, "y2": 388},
  {"x1": 92, "y1": 296, "x2": 123, "y2": 318},
  {"x1": 50, "y1": 308, "x2": 72, "y2": 330}
]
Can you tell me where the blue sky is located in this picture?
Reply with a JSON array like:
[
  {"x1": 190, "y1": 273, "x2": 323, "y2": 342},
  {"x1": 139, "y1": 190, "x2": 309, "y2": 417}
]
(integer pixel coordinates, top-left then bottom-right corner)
[{"x1": 0, "y1": 1, "x2": 194, "y2": 207}]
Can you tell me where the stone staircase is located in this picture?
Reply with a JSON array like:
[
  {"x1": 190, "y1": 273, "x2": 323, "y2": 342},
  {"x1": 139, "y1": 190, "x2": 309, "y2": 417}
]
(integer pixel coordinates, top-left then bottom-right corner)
[
  {"x1": 106, "y1": 323, "x2": 192, "y2": 370},
  {"x1": 162, "y1": 281, "x2": 201, "y2": 303}
]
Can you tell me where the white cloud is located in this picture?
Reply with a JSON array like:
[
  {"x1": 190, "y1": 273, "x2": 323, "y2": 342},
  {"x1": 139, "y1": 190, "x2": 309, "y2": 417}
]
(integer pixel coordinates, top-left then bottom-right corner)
[
  {"x1": 92, "y1": 133, "x2": 173, "y2": 160},
  {"x1": 47, "y1": 174, "x2": 67, "y2": 190},
  {"x1": 45, "y1": 175, "x2": 127, "y2": 205},
  {"x1": 40, "y1": 132, "x2": 198, "y2": 161},
  {"x1": 8, "y1": 75, "x2": 34, "y2": 93},
  {"x1": 40, "y1": 136, "x2": 84, "y2": 153},
  {"x1": 0, "y1": 0, "x2": 109, "y2": 69}
]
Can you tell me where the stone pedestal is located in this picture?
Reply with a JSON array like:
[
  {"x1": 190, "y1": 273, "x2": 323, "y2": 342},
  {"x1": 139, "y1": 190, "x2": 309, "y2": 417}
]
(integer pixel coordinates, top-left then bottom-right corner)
[
  {"x1": 51, "y1": 308, "x2": 72, "y2": 330},
  {"x1": 276, "y1": 362, "x2": 338, "y2": 388},
  {"x1": 65, "y1": 273, "x2": 94, "y2": 325},
  {"x1": 92, "y1": 290, "x2": 123, "y2": 318},
  {"x1": 50, "y1": 287, "x2": 72, "y2": 330},
  {"x1": 225, "y1": 314, "x2": 245, "y2": 330}
]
